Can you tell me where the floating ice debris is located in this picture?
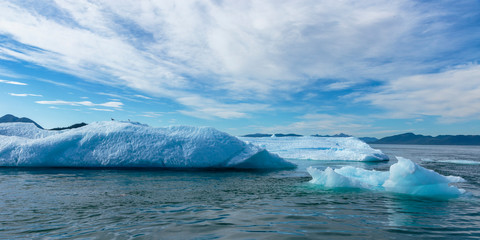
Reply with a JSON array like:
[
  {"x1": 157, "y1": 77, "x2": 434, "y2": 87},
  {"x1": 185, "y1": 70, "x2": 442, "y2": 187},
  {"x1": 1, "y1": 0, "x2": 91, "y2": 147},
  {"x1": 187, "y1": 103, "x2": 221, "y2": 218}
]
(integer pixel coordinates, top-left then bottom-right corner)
[
  {"x1": 421, "y1": 158, "x2": 434, "y2": 162},
  {"x1": 307, "y1": 157, "x2": 466, "y2": 198},
  {"x1": 240, "y1": 136, "x2": 389, "y2": 161},
  {"x1": 422, "y1": 158, "x2": 480, "y2": 165},
  {"x1": 0, "y1": 122, "x2": 295, "y2": 169},
  {"x1": 438, "y1": 160, "x2": 480, "y2": 165}
]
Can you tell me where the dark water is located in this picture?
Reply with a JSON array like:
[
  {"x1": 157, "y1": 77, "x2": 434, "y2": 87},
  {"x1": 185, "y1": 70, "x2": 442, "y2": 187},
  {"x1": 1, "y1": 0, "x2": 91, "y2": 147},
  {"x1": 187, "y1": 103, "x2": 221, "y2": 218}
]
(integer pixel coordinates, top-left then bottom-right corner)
[{"x1": 1, "y1": 145, "x2": 480, "y2": 239}]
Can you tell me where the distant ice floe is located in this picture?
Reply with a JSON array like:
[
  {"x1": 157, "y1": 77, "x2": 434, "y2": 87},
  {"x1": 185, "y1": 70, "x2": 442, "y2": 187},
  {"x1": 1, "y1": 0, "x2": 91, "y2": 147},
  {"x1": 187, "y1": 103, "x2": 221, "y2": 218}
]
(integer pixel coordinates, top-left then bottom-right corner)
[
  {"x1": 240, "y1": 136, "x2": 389, "y2": 161},
  {"x1": 422, "y1": 158, "x2": 480, "y2": 165},
  {"x1": 307, "y1": 157, "x2": 466, "y2": 198},
  {"x1": 439, "y1": 160, "x2": 480, "y2": 165},
  {"x1": 0, "y1": 122, "x2": 295, "y2": 169}
]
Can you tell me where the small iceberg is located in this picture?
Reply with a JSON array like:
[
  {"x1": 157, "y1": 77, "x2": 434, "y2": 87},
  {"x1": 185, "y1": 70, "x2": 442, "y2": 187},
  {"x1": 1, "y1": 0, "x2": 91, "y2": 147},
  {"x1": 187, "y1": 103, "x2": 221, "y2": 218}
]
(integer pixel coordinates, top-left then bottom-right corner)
[
  {"x1": 240, "y1": 136, "x2": 389, "y2": 161},
  {"x1": 307, "y1": 157, "x2": 465, "y2": 198},
  {"x1": 0, "y1": 121, "x2": 295, "y2": 169}
]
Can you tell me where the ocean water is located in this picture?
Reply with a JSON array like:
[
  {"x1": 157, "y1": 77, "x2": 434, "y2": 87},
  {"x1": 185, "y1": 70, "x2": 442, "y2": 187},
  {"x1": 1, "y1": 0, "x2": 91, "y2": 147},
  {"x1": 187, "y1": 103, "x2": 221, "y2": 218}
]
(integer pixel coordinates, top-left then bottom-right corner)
[{"x1": 1, "y1": 144, "x2": 480, "y2": 239}]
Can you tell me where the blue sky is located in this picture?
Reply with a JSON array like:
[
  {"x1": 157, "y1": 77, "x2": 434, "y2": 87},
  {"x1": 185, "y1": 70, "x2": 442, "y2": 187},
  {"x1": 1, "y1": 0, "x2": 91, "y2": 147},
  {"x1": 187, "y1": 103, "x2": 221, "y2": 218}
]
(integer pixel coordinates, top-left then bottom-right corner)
[{"x1": 1, "y1": 0, "x2": 479, "y2": 137}]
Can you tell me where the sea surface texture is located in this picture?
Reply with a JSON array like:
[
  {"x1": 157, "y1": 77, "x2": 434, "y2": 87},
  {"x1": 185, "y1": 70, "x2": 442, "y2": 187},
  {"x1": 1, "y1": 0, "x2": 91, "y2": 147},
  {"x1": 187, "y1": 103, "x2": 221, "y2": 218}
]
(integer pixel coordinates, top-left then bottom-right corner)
[{"x1": 0, "y1": 124, "x2": 479, "y2": 239}]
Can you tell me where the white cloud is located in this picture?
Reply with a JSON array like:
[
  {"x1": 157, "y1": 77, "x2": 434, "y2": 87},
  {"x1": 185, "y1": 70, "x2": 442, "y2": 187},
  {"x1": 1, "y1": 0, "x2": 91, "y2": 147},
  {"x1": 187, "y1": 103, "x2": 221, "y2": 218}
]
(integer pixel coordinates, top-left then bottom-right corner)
[
  {"x1": 33, "y1": 78, "x2": 81, "y2": 90},
  {"x1": 261, "y1": 114, "x2": 368, "y2": 135},
  {"x1": 90, "y1": 108, "x2": 114, "y2": 112},
  {"x1": 36, "y1": 100, "x2": 123, "y2": 108},
  {"x1": 8, "y1": 93, "x2": 42, "y2": 97},
  {"x1": 0, "y1": 0, "x2": 478, "y2": 119},
  {"x1": 359, "y1": 64, "x2": 480, "y2": 122},
  {"x1": 324, "y1": 82, "x2": 356, "y2": 91},
  {"x1": 97, "y1": 92, "x2": 142, "y2": 103},
  {"x1": 0, "y1": 79, "x2": 27, "y2": 85},
  {"x1": 134, "y1": 94, "x2": 152, "y2": 100},
  {"x1": 139, "y1": 112, "x2": 163, "y2": 118},
  {"x1": 177, "y1": 95, "x2": 269, "y2": 119}
]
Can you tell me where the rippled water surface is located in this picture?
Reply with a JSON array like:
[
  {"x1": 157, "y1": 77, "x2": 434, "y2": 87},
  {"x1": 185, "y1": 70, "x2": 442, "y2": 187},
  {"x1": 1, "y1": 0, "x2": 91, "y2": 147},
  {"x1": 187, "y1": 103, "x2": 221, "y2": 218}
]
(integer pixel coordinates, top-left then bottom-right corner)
[{"x1": 1, "y1": 145, "x2": 480, "y2": 239}]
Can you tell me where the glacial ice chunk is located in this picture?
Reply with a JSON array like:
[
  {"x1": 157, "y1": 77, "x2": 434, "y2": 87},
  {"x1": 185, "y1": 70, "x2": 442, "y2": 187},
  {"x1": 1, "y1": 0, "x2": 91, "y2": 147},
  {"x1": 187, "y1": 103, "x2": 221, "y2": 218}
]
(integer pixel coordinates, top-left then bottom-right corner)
[
  {"x1": 240, "y1": 136, "x2": 389, "y2": 161},
  {"x1": 0, "y1": 122, "x2": 295, "y2": 169},
  {"x1": 307, "y1": 157, "x2": 465, "y2": 198}
]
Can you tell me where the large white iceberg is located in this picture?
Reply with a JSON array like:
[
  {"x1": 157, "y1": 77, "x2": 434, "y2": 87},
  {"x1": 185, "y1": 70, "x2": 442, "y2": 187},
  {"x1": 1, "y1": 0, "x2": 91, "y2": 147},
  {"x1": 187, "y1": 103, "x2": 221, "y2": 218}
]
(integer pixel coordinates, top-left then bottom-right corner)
[
  {"x1": 307, "y1": 157, "x2": 465, "y2": 198},
  {"x1": 240, "y1": 136, "x2": 389, "y2": 161},
  {"x1": 0, "y1": 122, "x2": 295, "y2": 169}
]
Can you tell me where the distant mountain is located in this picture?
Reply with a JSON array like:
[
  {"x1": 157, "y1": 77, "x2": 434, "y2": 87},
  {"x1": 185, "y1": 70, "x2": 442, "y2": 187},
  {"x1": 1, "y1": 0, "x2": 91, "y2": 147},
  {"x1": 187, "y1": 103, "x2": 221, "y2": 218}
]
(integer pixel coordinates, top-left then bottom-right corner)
[
  {"x1": 242, "y1": 133, "x2": 273, "y2": 137},
  {"x1": 274, "y1": 133, "x2": 303, "y2": 137},
  {"x1": 241, "y1": 133, "x2": 303, "y2": 137},
  {"x1": 50, "y1": 122, "x2": 88, "y2": 131},
  {"x1": 312, "y1": 133, "x2": 352, "y2": 137},
  {"x1": 0, "y1": 114, "x2": 43, "y2": 129},
  {"x1": 373, "y1": 132, "x2": 480, "y2": 145},
  {"x1": 359, "y1": 137, "x2": 378, "y2": 143}
]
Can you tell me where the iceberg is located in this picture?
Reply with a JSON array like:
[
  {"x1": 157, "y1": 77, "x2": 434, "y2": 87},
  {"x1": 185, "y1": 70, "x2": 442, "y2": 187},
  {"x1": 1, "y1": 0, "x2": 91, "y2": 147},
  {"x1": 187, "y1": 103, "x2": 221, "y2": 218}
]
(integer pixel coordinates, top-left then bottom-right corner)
[
  {"x1": 240, "y1": 136, "x2": 389, "y2": 161},
  {"x1": 0, "y1": 121, "x2": 295, "y2": 169},
  {"x1": 307, "y1": 157, "x2": 466, "y2": 198}
]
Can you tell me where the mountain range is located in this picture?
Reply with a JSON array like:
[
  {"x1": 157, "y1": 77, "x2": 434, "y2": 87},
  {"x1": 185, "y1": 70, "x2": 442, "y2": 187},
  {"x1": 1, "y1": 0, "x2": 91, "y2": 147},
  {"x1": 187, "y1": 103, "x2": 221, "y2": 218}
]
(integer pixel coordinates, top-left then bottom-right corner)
[
  {"x1": 242, "y1": 133, "x2": 352, "y2": 138},
  {"x1": 370, "y1": 132, "x2": 480, "y2": 145},
  {"x1": 0, "y1": 114, "x2": 43, "y2": 129},
  {"x1": 0, "y1": 114, "x2": 87, "y2": 130},
  {"x1": 242, "y1": 133, "x2": 304, "y2": 137}
]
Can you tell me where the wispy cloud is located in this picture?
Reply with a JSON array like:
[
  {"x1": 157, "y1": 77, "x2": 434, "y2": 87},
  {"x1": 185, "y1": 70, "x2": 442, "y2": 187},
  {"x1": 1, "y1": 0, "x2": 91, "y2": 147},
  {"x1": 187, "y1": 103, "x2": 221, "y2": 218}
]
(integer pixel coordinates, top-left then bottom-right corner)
[
  {"x1": 33, "y1": 78, "x2": 82, "y2": 90},
  {"x1": 0, "y1": 79, "x2": 27, "y2": 85},
  {"x1": 8, "y1": 93, "x2": 42, "y2": 97},
  {"x1": 139, "y1": 112, "x2": 163, "y2": 118},
  {"x1": 177, "y1": 95, "x2": 269, "y2": 119},
  {"x1": 36, "y1": 100, "x2": 123, "y2": 108},
  {"x1": 358, "y1": 64, "x2": 480, "y2": 122},
  {"x1": 134, "y1": 95, "x2": 152, "y2": 100},
  {"x1": 90, "y1": 108, "x2": 114, "y2": 112},
  {"x1": 0, "y1": 0, "x2": 479, "y2": 121},
  {"x1": 324, "y1": 82, "x2": 356, "y2": 91},
  {"x1": 97, "y1": 92, "x2": 144, "y2": 103},
  {"x1": 261, "y1": 113, "x2": 369, "y2": 135},
  {"x1": 0, "y1": 66, "x2": 27, "y2": 79}
]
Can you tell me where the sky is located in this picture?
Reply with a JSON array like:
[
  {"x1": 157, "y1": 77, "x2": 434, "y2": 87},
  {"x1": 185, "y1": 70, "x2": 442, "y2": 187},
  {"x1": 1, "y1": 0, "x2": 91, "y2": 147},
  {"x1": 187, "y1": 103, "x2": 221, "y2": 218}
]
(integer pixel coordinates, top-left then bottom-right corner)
[{"x1": 0, "y1": 0, "x2": 479, "y2": 137}]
